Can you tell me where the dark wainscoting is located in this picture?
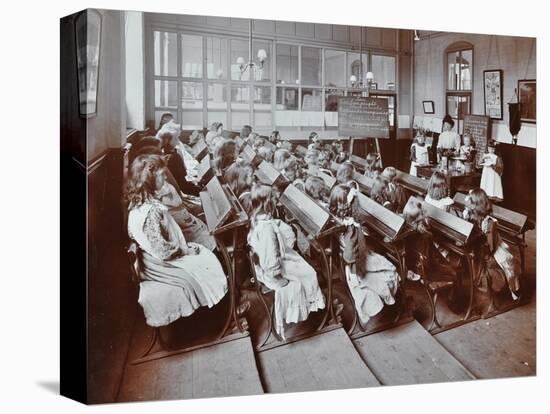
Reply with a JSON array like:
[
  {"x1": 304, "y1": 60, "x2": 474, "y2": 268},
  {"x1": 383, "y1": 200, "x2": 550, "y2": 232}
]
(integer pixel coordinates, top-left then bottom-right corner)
[
  {"x1": 87, "y1": 148, "x2": 139, "y2": 404},
  {"x1": 499, "y1": 143, "x2": 536, "y2": 220}
]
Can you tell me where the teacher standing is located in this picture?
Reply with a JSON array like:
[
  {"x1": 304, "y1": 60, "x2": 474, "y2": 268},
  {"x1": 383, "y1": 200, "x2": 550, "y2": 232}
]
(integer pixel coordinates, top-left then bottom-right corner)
[{"x1": 437, "y1": 115, "x2": 461, "y2": 154}]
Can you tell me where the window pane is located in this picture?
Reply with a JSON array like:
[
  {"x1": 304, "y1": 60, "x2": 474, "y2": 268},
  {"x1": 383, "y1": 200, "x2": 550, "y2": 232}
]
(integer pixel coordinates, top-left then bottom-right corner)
[
  {"x1": 232, "y1": 112, "x2": 250, "y2": 131},
  {"x1": 277, "y1": 45, "x2": 300, "y2": 85},
  {"x1": 253, "y1": 41, "x2": 271, "y2": 82},
  {"x1": 207, "y1": 83, "x2": 227, "y2": 126},
  {"x1": 181, "y1": 34, "x2": 202, "y2": 78},
  {"x1": 301, "y1": 47, "x2": 321, "y2": 86},
  {"x1": 231, "y1": 85, "x2": 250, "y2": 130},
  {"x1": 254, "y1": 86, "x2": 272, "y2": 128},
  {"x1": 254, "y1": 86, "x2": 271, "y2": 107},
  {"x1": 325, "y1": 50, "x2": 345, "y2": 87},
  {"x1": 231, "y1": 39, "x2": 250, "y2": 81},
  {"x1": 460, "y1": 49, "x2": 472, "y2": 90},
  {"x1": 347, "y1": 52, "x2": 368, "y2": 87},
  {"x1": 154, "y1": 31, "x2": 177, "y2": 76},
  {"x1": 371, "y1": 55, "x2": 396, "y2": 90},
  {"x1": 231, "y1": 86, "x2": 249, "y2": 109},
  {"x1": 276, "y1": 44, "x2": 299, "y2": 85},
  {"x1": 325, "y1": 89, "x2": 344, "y2": 112},
  {"x1": 181, "y1": 82, "x2": 203, "y2": 110},
  {"x1": 276, "y1": 87, "x2": 298, "y2": 110},
  {"x1": 301, "y1": 89, "x2": 322, "y2": 111},
  {"x1": 206, "y1": 37, "x2": 227, "y2": 80},
  {"x1": 181, "y1": 111, "x2": 202, "y2": 129},
  {"x1": 447, "y1": 51, "x2": 459, "y2": 90},
  {"x1": 154, "y1": 80, "x2": 178, "y2": 107}
]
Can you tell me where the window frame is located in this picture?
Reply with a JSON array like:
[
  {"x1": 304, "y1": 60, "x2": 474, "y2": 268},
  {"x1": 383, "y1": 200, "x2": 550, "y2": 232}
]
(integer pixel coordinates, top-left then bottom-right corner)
[
  {"x1": 147, "y1": 27, "x2": 398, "y2": 133},
  {"x1": 444, "y1": 42, "x2": 473, "y2": 133}
]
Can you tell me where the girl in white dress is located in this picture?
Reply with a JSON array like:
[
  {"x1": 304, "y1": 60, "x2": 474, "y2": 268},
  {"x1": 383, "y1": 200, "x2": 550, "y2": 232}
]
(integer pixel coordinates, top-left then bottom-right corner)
[
  {"x1": 247, "y1": 184, "x2": 325, "y2": 339},
  {"x1": 329, "y1": 184, "x2": 400, "y2": 325},
  {"x1": 410, "y1": 133, "x2": 431, "y2": 176},
  {"x1": 126, "y1": 154, "x2": 227, "y2": 327},
  {"x1": 479, "y1": 140, "x2": 504, "y2": 202}
]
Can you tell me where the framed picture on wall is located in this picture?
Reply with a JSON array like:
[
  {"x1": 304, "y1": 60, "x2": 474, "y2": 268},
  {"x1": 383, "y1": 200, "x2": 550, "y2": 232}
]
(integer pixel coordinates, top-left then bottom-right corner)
[
  {"x1": 483, "y1": 69, "x2": 503, "y2": 120},
  {"x1": 422, "y1": 100, "x2": 435, "y2": 114},
  {"x1": 518, "y1": 79, "x2": 536, "y2": 123}
]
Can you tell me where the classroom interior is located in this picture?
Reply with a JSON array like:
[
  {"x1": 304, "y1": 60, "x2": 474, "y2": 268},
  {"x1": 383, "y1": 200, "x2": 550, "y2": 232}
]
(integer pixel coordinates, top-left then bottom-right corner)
[{"x1": 60, "y1": 9, "x2": 537, "y2": 404}]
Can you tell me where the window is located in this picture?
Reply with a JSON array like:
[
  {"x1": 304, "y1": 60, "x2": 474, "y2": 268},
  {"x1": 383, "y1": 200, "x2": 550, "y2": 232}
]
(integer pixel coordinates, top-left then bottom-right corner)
[
  {"x1": 206, "y1": 37, "x2": 227, "y2": 80},
  {"x1": 301, "y1": 47, "x2": 321, "y2": 86},
  {"x1": 445, "y1": 42, "x2": 473, "y2": 132},
  {"x1": 181, "y1": 34, "x2": 203, "y2": 78},
  {"x1": 154, "y1": 31, "x2": 177, "y2": 77},
  {"x1": 371, "y1": 55, "x2": 396, "y2": 90},
  {"x1": 325, "y1": 50, "x2": 345, "y2": 87},
  {"x1": 347, "y1": 52, "x2": 368, "y2": 87},
  {"x1": 276, "y1": 44, "x2": 299, "y2": 85},
  {"x1": 149, "y1": 27, "x2": 399, "y2": 133}
]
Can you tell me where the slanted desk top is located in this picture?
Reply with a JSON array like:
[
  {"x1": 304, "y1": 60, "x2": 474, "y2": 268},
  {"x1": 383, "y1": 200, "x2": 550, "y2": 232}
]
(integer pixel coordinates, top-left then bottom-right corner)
[
  {"x1": 200, "y1": 176, "x2": 248, "y2": 235},
  {"x1": 355, "y1": 192, "x2": 408, "y2": 242}
]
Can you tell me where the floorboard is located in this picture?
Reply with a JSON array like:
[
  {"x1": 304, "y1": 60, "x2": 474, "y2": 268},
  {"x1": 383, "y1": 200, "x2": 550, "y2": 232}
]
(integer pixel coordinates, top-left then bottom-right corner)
[
  {"x1": 117, "y1": 335, "x2": 264, "y2": 402},
  {"x1": 353, "y1": 320, "x2": 475, "y2": 386},
  {"x1": 257, "y1": 327, "x2": 380, "y2": 393}
]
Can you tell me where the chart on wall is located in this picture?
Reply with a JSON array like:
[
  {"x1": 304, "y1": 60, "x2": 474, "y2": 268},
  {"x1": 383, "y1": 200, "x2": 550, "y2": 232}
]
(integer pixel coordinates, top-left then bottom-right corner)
[
  {"x1": 463, "y1": 114, "x2": 490, "y2": 164},
  {"x1": 338, "y1": 96, "x2": 390, "y2": 138}
]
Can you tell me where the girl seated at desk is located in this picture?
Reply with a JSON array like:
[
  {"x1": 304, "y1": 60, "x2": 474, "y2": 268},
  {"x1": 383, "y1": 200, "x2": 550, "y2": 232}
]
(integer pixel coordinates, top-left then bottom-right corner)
[
  {"x1": 213, "y1": 139, "x2": 238, "y2": 176},
  {"x1": 364, "y1": 153, "x2": 382, "y2": 179},
  {"x1": 248, "y1": 184, "x2": 326, "y2": 339},
  {"x1": 462, "y1": 189, "x2": 520, "y2": 303},
  {"x1": 305, "y1": 176, "x2": 330, "y2": 210},
  {"x1": 205, "y1": 121, "x2": 224, "y2": 151},
  {"x1": 425, "y1": 170, "x2": 454, "y2": 212},
  {"x1": 126, "y1": 154, "x2": 227, "y2": 326},
  {"x1": 329, "y1": 184, "x2": 400, "y2": 325},
  {"x1": 273, "y1": 148, "x2": 292, "y2": 172}
]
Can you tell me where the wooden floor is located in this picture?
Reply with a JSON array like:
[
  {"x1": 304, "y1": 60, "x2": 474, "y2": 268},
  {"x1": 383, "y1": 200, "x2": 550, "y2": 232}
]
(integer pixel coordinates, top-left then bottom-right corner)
[
  {"x1": 257, "y1": 327, "x2": 380, "y2": 393},
  {"x1": 353, "y1": 320, "x2": 474, "y2": 385},
  {"x1": 117, "y1": 335, "x2": 264, "y2": 402}
]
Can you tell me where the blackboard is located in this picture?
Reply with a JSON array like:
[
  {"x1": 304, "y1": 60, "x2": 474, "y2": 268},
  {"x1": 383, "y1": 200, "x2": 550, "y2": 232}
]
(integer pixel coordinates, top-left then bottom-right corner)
[
  {"x1": 338, "y1": 96, "x2": 390, "y2": 139},
  {"x1": 463, "y1": 114, "x2": 490, "y2": 164}
]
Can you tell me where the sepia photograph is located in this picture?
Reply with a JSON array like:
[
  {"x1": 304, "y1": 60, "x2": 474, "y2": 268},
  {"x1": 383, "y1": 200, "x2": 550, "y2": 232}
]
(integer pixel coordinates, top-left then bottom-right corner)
[{"x1": 58, "y1": 4, "x2": 538, "y2": 407}]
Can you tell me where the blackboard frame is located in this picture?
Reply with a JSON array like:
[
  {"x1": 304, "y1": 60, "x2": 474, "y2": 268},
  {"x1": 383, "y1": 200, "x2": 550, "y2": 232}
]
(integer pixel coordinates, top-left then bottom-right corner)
[{"x1": 337, "y1": 96, "x2": 390, "y2": 139}]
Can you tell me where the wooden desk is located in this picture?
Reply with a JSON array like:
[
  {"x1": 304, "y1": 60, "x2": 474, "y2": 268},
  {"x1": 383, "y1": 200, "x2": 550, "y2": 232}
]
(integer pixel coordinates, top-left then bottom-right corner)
[
  {"x1": 416, "y1": 166, "x2": 481, "y2": 195},
  {"x1": 409, "y1": 195, "x2": 483, "y2": 333},
  {"x1": 200, "y1": 177, "x2": 250, "y2": 338}
]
